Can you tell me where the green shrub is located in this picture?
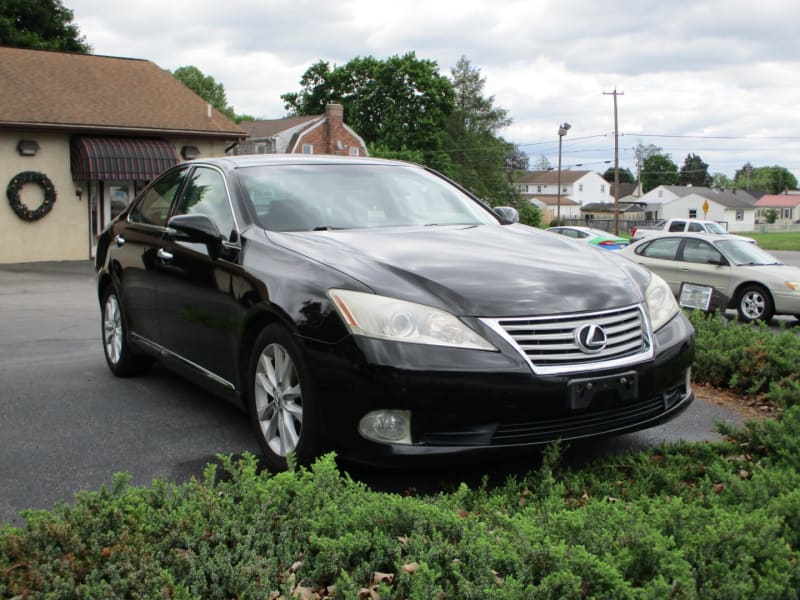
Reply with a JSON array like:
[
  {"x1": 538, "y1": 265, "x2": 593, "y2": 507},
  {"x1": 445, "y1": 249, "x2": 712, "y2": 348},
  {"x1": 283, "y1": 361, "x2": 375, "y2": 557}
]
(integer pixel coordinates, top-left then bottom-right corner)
[{"x1": 689, "y1": 310, "x2": 800, "y2": 407}]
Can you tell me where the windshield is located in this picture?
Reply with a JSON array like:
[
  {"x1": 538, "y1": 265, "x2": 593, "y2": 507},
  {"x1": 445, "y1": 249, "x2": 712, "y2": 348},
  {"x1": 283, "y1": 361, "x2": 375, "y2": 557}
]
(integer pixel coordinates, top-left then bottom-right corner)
[
  {"x1": 704, "y1": 222, "x2": 727, "y2": 234},
  {"x1": 237, "y1": 164, "x2": 498, "y2": 231},
  {"x1": 716, "y1": 240, "x2": 782, "y2": 266}
]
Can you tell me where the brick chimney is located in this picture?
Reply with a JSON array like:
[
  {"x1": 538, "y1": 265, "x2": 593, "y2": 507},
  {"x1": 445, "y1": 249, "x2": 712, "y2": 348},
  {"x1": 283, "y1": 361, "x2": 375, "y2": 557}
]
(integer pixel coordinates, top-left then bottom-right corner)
[{"x1": 325, "y1": 103, "x2": 345, "y2": 154}]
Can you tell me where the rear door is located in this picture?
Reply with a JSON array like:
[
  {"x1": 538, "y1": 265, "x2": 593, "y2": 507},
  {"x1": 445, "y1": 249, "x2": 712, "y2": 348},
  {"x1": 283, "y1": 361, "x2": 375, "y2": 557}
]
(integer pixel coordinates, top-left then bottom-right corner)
[{"x1": 632, "y1": 237, "x2": 682, "y2": 293}]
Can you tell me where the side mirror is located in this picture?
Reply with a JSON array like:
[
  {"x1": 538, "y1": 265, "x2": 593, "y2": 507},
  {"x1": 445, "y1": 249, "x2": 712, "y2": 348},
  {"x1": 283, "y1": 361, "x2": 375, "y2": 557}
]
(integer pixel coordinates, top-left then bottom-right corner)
[
  {"x1": 494, "y1": 206, "x2": 519, "y2": 224},
  {"x1": 167, "y1": 213, "x2": 223, "y2": 244}
]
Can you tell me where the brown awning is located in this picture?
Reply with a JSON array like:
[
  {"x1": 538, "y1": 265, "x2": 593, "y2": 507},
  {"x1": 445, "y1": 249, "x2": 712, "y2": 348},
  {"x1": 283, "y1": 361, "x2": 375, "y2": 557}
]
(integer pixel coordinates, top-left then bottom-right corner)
[{"x1": 70, "y1": 136, "x2": 179, "y2": 181}]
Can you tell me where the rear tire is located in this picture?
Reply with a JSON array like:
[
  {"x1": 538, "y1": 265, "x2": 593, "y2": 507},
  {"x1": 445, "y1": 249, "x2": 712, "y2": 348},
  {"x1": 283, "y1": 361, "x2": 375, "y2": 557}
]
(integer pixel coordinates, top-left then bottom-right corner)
[
  {"x1": 247, "y1": 324, "x2": 320, "y2": 471},
  {"x1": 101, "y1": 287, "x2": 152, "y2": 376},
  {"x1": 736, "y1": 285, "x2": 774, "y2": 323}
]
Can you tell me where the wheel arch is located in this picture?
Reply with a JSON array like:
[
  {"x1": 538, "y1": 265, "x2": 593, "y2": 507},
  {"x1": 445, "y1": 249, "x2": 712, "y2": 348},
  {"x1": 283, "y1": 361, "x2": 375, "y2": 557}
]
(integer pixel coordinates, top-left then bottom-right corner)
[
  {"x1": 237, "y1": 306, "x2": 297, "y2": 395},
  {"x1": 731, "y1": 280, "x2": 773, "y2": 306}
]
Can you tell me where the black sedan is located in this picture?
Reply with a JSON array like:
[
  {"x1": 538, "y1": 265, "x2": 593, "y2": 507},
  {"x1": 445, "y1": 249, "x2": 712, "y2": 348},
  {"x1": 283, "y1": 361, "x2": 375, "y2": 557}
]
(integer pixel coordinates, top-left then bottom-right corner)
[{"x1": 96, "y1": 155, "x2": 695, "y2": 469}]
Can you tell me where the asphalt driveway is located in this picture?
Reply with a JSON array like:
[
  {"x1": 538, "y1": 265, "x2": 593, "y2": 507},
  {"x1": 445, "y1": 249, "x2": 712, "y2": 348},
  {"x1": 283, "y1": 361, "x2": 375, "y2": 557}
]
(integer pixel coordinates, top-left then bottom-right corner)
[{"x1": 0, "y1": 259, "x2": 756, "y2": 527}]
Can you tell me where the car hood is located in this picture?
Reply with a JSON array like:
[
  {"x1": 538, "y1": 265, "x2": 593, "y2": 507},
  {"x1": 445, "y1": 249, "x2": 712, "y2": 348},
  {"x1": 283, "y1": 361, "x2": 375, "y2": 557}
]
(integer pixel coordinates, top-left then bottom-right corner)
[{"x1": 266, "y1": 224, "x2": 649, "y2": 317}]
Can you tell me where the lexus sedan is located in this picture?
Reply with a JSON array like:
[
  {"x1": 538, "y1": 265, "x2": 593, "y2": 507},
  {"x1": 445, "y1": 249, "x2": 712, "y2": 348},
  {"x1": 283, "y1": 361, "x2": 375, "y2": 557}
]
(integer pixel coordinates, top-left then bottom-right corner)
[
  {"x1": 620, "y1": 232, "x2": 800, "y2": 322},
  {"x1": 96, "y1": 155, "x2": 695, "y2": 470},
  {"x1": 546, "y1": 226, "x2": 629, "y2": 250}
]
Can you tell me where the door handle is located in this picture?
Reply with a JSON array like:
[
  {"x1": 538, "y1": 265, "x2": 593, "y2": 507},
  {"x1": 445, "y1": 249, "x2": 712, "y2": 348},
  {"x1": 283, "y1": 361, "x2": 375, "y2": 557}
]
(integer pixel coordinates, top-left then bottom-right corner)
[
  {"x1": 114, "y1": 235, "x2": 126, "y2": 247},
  {"x1": 157, "y1": 248, "x2": 173, "y2": 261},
  {"x1": 680, "y1": 268, "x2": 690, "y2": 272}
]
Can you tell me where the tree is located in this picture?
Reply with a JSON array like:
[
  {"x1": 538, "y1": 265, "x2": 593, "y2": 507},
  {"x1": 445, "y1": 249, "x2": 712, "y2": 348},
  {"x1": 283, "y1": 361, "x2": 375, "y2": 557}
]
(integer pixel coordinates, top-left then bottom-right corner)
[
  {"x1": 282, "y1": 53, "x2": 454, "y2": 172},
  {"x1": 444, "y1": 56, "x2": 518, "y2": 205},
  {"x1": 734, "y1": 164, "x2": 798, "y2": 194},
  {"x1": 764, "y1": 208, "x2": 779, "y2": 224},
  {"x1": 641, "y1": 153, "x2": 679, "y2": 193},
  {"x1": 601, "y1": 167, "x2": 634, "y2": 184},
  {"x1": 507, "y1": 146, "x2": 530, "y2": 172},
  {"x1": 172, "y1": 66, "x2": 235, "y2": 120},
  {"x1": 710, "y1": 172, "x2": 734, "y2": 189},
  {"x1": 0, "y1": 0, "x2": 90, "y2": 52},
  {"x1": 679, "y1": 153, "x2": 712, "y2": 187},
  {"x1": 532, "y1": 153, "x2": 552, "y2": 171}
]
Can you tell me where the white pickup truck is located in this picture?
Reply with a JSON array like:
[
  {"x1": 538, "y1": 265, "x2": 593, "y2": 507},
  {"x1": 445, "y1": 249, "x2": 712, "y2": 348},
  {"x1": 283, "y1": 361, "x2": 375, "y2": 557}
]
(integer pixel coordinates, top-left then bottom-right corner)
[{"x1": 630, "y1": 219, "x2": 756, "y2": 243}]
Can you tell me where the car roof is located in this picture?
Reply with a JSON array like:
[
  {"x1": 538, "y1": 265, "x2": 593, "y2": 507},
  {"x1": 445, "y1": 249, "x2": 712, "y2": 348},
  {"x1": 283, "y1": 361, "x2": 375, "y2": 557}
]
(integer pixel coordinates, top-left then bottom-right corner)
[
  {"x1": 632, "y1": 231, "x2": 739, "y2": 243},
  {"x1": 183, "y1": 153, "x2": 420, "y2": 169}
]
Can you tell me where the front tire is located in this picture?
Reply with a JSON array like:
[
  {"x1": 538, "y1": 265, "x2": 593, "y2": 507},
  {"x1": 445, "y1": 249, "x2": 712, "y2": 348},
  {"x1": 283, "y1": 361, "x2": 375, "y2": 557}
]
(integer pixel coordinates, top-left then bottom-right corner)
[
  {"x1": 248, "y1": 324, "x2": 320, "y2": 470},
  {"x1": 736, "y1": 285, "x2": 774, "y2": 323},
  {"x1": 101, "y1": 287, "x2": 152, "y2": 376}
]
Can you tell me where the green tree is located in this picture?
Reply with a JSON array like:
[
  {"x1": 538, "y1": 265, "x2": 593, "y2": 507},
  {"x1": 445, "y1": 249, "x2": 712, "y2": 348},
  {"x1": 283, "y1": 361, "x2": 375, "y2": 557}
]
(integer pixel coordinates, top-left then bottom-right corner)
[
  {"x1": 734, "y1": 164, "x2": 798, "y2": 194},
  {"x1": 710, "y1": 172, "x2": 734, "y2": 189},
  {"x1": 764, "y1": 208, "x2": 779, "y2": 224},
  {"x1": 444, "y1": 56, "x2": 518, "y2": 205},
  {"x1": 601, "y1": 167, "x2": 634, "y2": 184},
  {"x1": 641, "y1": 153, "x2": 679, "y2": 193},
  {"x1": 679, "y1": 153, "x2": 712, "y2": 187},
  {"x1": 282, "y1": 53, "x2": 455, "y2": 172},
  {"x1": 0, "y1": 0, "x2": 90, "y2": 52},
  {"x1": 172, "y1": 65, "x2": 236, "y2": 120}
]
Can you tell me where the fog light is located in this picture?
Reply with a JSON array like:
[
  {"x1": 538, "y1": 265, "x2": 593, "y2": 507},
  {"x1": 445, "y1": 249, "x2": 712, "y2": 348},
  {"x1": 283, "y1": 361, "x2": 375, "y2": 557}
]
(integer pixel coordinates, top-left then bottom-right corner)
[{"x1": 359, "y1": 410, "x2": 412, "y2": 445}]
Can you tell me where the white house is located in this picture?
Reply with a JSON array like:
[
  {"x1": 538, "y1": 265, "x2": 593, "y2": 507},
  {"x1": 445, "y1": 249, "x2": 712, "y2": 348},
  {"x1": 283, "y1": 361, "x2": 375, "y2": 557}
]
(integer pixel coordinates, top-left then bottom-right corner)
[
  {"x1": 514, "y1": 170, "x2": 612, "y2": 206},
  {"x1": 637, "y1": 185, "x2": 757, "y2": 232}
]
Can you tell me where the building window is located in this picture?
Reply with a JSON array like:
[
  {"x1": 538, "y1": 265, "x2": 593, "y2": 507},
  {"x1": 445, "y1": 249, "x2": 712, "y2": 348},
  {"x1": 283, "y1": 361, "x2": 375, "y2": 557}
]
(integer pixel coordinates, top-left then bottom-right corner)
[
  {"x1": 783, "y1": 208, "x2": 792, "y2": 219},
  {"x1": 537, "y1": 185, "x2": 543, "y2": 193},
  {"x1": 255, "y1": 143, "x2": 266, "y2": 154},
  {"x1": 562, "y1": 186, "x2": 567, "y2": 193},
  {"x1": 736, "y1": 209, "x2": 744, "y2": 221},
  {"x1": 689, "y1": 209, "x2": 697, "y2": 218},
  {"x1": 578, "y1": 184, "x2": 583, "y2": 192},
  {"x1": 349, "y1": 146, "x2": 359, "y2": 157},
  {"x1": 302, "y1": 143, "x2": 313, "y2": 155},
  {"x1": 600, "y1": 184, "x2": 605, "y2": 192},
  {"x1": 658, "y1": 190, "x2": 663, "y2": 198},
  {"x1": 518, "y1": 184, "x2": 528, "y2": 192}
]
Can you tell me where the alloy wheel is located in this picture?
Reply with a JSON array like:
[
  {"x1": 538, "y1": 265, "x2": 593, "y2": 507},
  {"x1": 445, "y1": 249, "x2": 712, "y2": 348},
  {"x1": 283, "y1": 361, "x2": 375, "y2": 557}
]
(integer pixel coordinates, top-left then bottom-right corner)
[
  {"x1": 740, "y1": 289, "x2": 766, "y2": 320},
  {"x1": 254, "y1": 343, "x2": 303, "y2": 456},
  {"x1": 103, "y1": 294, "x2": 123, "y2": 365}
]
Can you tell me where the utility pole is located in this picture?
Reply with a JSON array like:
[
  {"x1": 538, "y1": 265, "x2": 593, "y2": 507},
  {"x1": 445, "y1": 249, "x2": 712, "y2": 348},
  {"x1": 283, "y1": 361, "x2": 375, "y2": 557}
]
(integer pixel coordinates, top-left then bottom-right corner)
[{"x1": 603, "y1": 88, "x2": 624, "y2": 234}]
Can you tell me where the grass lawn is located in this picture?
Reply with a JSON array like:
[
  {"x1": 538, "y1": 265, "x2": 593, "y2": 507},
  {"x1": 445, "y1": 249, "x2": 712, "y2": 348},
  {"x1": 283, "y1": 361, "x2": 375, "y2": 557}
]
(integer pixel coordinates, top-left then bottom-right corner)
[{"x1": 740, "y1": 231, "x2": 800, "y2": 251}]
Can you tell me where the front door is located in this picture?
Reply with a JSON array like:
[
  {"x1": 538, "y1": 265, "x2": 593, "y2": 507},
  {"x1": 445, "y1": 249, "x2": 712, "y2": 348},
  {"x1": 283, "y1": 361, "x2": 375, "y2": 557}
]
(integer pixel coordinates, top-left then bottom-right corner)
[{"x1": 89, "y1": 182, "x2": 136, "y2": 259}]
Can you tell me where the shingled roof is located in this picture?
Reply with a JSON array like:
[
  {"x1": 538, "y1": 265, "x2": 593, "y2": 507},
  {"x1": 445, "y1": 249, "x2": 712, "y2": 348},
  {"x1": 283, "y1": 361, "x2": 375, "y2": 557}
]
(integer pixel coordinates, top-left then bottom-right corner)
[
  {"x1": 515, "y1": 170, "x2": 592, "y2": 185},
  {"x1": 0, "y1": 46, "x2": 245, "y2": 139},
  {"x1": 659, "y1": 186, "x2": 757, "y2": 209}
]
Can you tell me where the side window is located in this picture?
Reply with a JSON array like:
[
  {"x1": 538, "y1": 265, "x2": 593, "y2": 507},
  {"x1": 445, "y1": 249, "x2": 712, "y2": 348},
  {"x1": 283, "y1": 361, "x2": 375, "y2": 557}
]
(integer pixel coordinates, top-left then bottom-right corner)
[
  {"x1": 638, "y1": 237, "x2": 681, "y2": 261},
  {"x1": 668, "y1": 221, "x2": 685, "y2": 232},
  {"x1": 129, "y1": 167, "x2": 187, "y2": 226},
  {"x1": 687, "y1": 222, "x2": 704, "y2": 232},
  {"x1": 174, "y1": 167, "x2": 236, "y2": 241},
  {"x1": 682, "y1": 239, "x2": 723, "y2": 264}
]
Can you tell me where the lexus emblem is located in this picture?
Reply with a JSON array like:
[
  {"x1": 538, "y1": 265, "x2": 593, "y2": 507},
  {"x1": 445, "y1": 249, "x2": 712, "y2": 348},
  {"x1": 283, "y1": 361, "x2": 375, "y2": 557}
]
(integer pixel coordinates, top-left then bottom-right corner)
[{"x1": 575, "y1": 324, "x2": 608, "y2": 354}]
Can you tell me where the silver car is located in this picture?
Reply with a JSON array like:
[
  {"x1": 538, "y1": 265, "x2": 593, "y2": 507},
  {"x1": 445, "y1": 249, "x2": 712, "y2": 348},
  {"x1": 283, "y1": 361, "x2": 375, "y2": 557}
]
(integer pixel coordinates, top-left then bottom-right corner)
[{"x1": 620, "y1": 233, "x2": 800, "y2": 322}]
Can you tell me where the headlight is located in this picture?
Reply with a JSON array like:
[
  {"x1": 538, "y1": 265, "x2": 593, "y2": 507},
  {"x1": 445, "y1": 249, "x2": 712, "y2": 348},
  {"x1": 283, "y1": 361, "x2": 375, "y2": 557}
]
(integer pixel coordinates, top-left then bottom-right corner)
[
  {"x1": 328, "y1": 289, "x2": 496, "y2": 350},
  {"x1": 646, "y1": 273, "x2": 680, "y2": 331}
]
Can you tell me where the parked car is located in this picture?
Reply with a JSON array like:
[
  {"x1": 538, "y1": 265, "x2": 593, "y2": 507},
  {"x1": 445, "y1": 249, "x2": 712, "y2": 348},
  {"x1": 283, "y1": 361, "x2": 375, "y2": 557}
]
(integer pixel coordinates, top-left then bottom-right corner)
[
  {"x1": 630, "y1": 219, "x2": 756, "y2": 244},
  {"x1": 546, "y1": 226, "x2": 629, "y2": 250},
  {"x1": 96, "y1": 155, "x2": 695, "y2": 470},
  {"x1": 620, "y1": 233, "x2": 800, "y2": 322}
]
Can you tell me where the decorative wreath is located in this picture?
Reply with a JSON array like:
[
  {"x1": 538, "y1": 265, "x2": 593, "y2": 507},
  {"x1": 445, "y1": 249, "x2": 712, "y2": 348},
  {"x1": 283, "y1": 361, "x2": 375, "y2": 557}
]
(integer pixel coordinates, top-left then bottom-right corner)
[{"x1": 6, "y1": 171, "x2": 57, "y2": 222}]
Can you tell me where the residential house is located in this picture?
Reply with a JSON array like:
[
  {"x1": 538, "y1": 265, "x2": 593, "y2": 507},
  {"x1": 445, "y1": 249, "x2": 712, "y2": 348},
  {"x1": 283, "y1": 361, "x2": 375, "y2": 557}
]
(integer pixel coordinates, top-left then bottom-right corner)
[
  {"x1": 0, "y1": 46, "x2": 246, "y2": 264},
  {"x1": 581, "y1": 201, "x2": 647, "y2": 222},
  {"x1": 514, "y1": 170, "x2": 612, "y2": 206},
  {"x1": 233, "y1": 104, "x2": 368, "y2": 157},
  {"x1": 754, "y1": 194, "x2": 800, "y2": 224},
  {"x1": 637, "y1": 185, "x2": 757, "y2": 232},
  {"x1": 525, "y1": 195, "x2": 581, "y2": 224}
]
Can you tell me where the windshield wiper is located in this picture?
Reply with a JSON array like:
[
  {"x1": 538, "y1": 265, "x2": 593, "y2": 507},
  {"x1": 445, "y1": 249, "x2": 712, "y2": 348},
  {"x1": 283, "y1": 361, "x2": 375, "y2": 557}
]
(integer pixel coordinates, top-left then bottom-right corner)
[{"x1": 311, "y1": 225, "x2": 344, "y2": 231}]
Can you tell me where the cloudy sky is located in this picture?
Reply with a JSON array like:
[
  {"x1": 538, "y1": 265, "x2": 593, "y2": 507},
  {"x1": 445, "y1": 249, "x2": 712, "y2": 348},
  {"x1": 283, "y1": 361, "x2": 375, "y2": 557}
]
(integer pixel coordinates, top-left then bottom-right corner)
[{"x1": 68, "y1": 0, "x2": 800, "y2": 180}]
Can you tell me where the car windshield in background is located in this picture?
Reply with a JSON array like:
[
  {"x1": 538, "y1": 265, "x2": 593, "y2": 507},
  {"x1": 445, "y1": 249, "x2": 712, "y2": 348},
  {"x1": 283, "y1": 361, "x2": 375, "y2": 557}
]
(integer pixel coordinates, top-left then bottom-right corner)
[
  {"x1": 704, "y1": 222, "x2": 727, "y2": 234},
  {"x1": 716, "y1": 240, "x2": 782, "y2": 266},
  {"x1": 236, "y1": 164, "x2": 498, "y2": 231}
]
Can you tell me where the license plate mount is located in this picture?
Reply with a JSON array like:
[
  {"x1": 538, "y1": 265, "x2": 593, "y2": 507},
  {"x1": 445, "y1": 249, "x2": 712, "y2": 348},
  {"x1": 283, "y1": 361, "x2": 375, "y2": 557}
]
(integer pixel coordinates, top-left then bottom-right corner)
[{"x1": 567, "y1": 371, "x2": 638, "y2": 411}]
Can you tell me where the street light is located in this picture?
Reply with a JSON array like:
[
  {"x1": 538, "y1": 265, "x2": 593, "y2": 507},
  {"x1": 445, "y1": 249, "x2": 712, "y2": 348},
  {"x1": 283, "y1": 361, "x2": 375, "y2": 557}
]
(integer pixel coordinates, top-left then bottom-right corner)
[{"x1": 556, "y1": 122, "x2": 571, "y2": 224}]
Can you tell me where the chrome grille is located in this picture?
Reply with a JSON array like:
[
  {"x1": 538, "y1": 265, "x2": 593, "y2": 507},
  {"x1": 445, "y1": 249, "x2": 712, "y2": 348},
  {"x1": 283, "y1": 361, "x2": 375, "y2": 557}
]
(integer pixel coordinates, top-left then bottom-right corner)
[{"x1": 483, "y1": 304, "x2": 653, "y2": 375}]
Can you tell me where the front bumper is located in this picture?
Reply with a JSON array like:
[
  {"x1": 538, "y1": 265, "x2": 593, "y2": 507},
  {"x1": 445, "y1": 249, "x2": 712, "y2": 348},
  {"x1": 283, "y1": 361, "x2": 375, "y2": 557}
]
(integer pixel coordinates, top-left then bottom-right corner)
[{"x1": 301, "y1": 311, "x2": 695, "y2": 465}]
